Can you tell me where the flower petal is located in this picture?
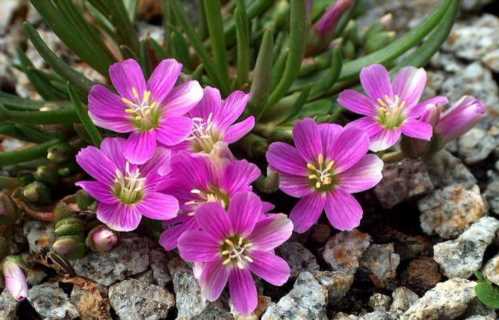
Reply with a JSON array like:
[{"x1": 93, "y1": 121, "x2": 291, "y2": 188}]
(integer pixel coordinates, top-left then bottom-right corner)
[
  {"x1": 324, "y1": 190, "x2": 363, "y2": 231},
  {"x1": 137, "y1": 192, "x2": 178, "y2": 220},
  {"x1": 195, "y1": 202, "x2": 232, "y2": 241},
  {"x1": 249, "y1": 214, "x2": 293, "y2": 251},
  {"x1": 266, "y1": 142, "x2": 307, "y2": 176},
  {"x1": 360, "y1": 64, "x2": 393, "y2": 100},
  {"x1": 338, "y1": 89, "x2": 377, "y2": 116},
  {"x1": 159, "y1": 215, "x2": 197, "y2": 250},
  {"x1": 338, "y1": 154, "x2": 383, "y2": 193},
  {"x1": 75, "y1": 181, "x2": 116, "y2": 204},
  {"x1": 148, "y1": 59, "x2": 182, "y2": 104},
  {"x1": 319, "y1": 123, "x2": 343, "y2": 161},
  {"x1": 156, "y1": 116, "x2": 193, "y2": 146},
  {"x1": 279, "y1": 174, "x2": 313, "y2": 197},
  {"x1": 88, "y1": 85, "x2": 133, "y2": 133},
  {"x1": 229, "y1": 269, "x2": 258, "y2": 315},
  {"x1": 292, "y1": 118, "x2": 322, "y2": 162},
  {"x1": 141, "y1": 147, "x2": 172, "y2": 179},
  {"x1": 199, "y1": 261, "x2": 229, "y2": 301},
  {"x1": 109, "y1": 59, "x2": 147, "y2": 101},
  {"x1": 124, "y1": 130, "x2": 157, "y2": 165},
  {"x1": 97, "y1": 203, "x2": 142, "y2": 232},
  {"x1": 190, "y1": 86, "x2": 222, "y2": 119},
  {"x1": 100, "y1": 137, "x2": 127, "y2": 170},
  {"x1": 330, "y1": 127, "x2": 369, "y2": 174},
  {"x1": 215, "y1": 90, "x2": 251, "y2": 129},
  {"x1": 369, "y1": 128, "x2": 401, "y2": 152},
  {"x1": 410, "y1": 96, "x2": 448, "y2": 118},
  {"x1": 222, "y1": 160, "x2": 261, "y2": 194},
  {"x1": 393, "y1": 66, "x2": 426, "y2": 108},
  {"x1": 164, "y1": 81, "x2": 204, "y2": 116},
  {"x1": 401, "y1": 119, "x2": 432, "y2": 141},
  {"x1": 177, "y1": 230, "x2": 220, "y2": 262},
  {"x1": 76, "y1": 146, "x2": 117, "y2": 184},
  {"x1": 249, "y1": 251, "x2": 290, "y2": 286},
  {"x1": 224, "y1": 117, "x2": 255, "y2": 143},
  {"x1": 345, "y1": 117, "x2": 383, "y2": 138},
  {"x1": 289, "y1": 193, "x2": 326, "y2": 233},
  {"x1": 228, "y1": 192, "x2": 262, "y2": 236}
]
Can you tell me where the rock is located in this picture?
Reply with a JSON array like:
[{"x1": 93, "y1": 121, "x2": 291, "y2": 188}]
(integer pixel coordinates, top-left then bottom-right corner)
[
  {"x1": 433, "y1": 217, "x2": 499, "y2": 278},
  {"x1": 461, "y1": 0, "x2": 494, "y2": 11},
  {"x1": 401, "y1": 278, "x2": 476, "y2": 320},
  {"x1": 108, "y1": 279, "x2": 175, "y2": 320},
  {"x1": 70, "y1": 286, "x2": 111, "y2": 320},
  {"x1": 193, "y1": 302, "x2": 233, "y2": 320},
  {"x1": 463, "y1": 299, "x2": 498, "y2": 319},
  {"x1": 28, "y1": 283, "x2": 79, "y2": 320},
  {"x1": 149, "y1": 248, "x2": 171, "y2": 288},
  {"x1": 360, "y1": 311, "x2": 394, "y2": 320},
  {"x1": 232, "y1": 295, "x2": 271, "y2": 320},
  {"x1": 360, "y1": 243, "x2": 400, "y2": 289},
  {"x1": 368, "y1": 293, "x2": 392, "y2": 311},
  {"x1": 277, "y1": 242, "x2": 319, "y2": 277},
  {"x1": 482, "y1": 253, "x2": 499, "y2": 286},
  {"x1": 418, "y1": 184, "x2": 487, "y2": 239},
  {"x1": 0, "y1": 289, "x2": 18, "y2": 320},
  {"x1": 374, "y1": 159, "x2": 433, "y2": 209},
  {"x1": 484, "y1": 179, "x2": 499, "y2": 215},
  {"x1": 313, "y1": 271, "x2": 354, "y2": 305},
  {"x1": 426, "y1": 151, "x2": 477, "y2": 189},
  {"x1": 390, "y1": 287, "x2": 419, "y2": 314},
  {"x1": 323, "y1": 230, "x2": 371, "y2": 274},
  {"x1": 0, "y1": 0, "x2": 21, "y2": 35},
  {"x1": 457, "y1": 128, "x2": 496, "y2": 164},
  {"x1": 401, "y1": 257, "x2": 442, "y2": 295},
  {"x1": 375, "y1": 227, "x2": 431, "y2": 261},
  {"x1": 333, "y1": 313, "x2": 360, "y2": 320},
  {"x1": 261, "y1": 272, "x2": 328, "y2": 320},
  {"x1": 310, "y1": 224, "x2": 332, "y2": 244},
  {"x1": 72, "y1": 234, "x2": 150, "y2": 286},
  {"x1": 23, "y1": 221, "x2": 53, "y2": 254}
]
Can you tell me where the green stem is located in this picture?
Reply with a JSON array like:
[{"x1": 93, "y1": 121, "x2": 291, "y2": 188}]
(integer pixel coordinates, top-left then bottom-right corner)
[
  {"x1": 68, "y1": 85, "x2": 102, "y2": 146},
  {"x1": 0, "y1": 140, "x2": 60, "y2": 167},
  {"x1": 0, "y1": 104, "x2": 78, "y2": 125},
  {"x1": 234, "y1": 0, "x2": 250, "y2": 88}
]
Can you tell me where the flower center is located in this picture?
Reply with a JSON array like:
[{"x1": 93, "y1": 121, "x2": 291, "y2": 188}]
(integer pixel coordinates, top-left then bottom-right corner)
[
  {"x1": 307, "y1": 154, "x2": 337, "y2": 192},
  {"x1": 220, "y1": 235, "x2": 253, "y2": 269},
  {"x1": 112, "y1": 162, "x2": 146, "y2": 204},
  {"x1": 123, "y1": 89, "x2": 162, "y2": 132},
  {"x1": 376, "y1": 95, "x2": 407, "y2": 129},
  {"x1": 188, "y1": 114, "x2": 223, "y2": 153},
  {"x1": 185, "y1": 186, "x2": 229, "y2": 214}
]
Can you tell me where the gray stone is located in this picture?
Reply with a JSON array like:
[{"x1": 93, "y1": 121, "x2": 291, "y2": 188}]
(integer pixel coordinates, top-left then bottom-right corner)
[
  {"x1": 482, "y1": 254, "x2": 499, "y2": 286},
  {"x1": 484, "y1": 180, "x2": 499, "y2": 215},
  {"x1": 419, "y1": 184, "x2": 487, "y2": 239},
  {"x1": 108, "y1": 279, "x2": 175, "y2": 320},
  {"x1": 360, "y1": 243, "x2": 400, "y2": 288},
  {"x1": 261, "y1": 272, "x2": 328, "y2": 320},
  {"x1": 192, "y1": 302, "x2": 233, "y2": 320},
  {"x1": 313, "y1": 271, "x2": 354, "y2": 305},
  {"x1": 463, "y1": 299, "x2": 498, "y2": 320},
  {"x1": 149, "y1": 248, "x2": 172, "y2": 288},
  {"x1": 0, "y1": 0, "x2": 21, "y2": 35},
  {"x1": 69, "y1": 286, "x2": 112, "y2": 320},
  {"x1": 360, "y1": 311, "x2": 394, "y2": 320},
  {"x1": 72, "y1": 234, "x2": 150, "y2": 286},
  {"x1": 323, "y1": 230, "x2": 371, "y2": 274},
  {"x1": 457, "y1": 128, "x2": 496, "y2": 164},
  {"x1": 374, "y1": 159, "x2": 433, "y2": 209},
  {"x1": 433, "y1": 217, "x2": 499, "y2": 278},
  {"x1": 426, "y1": 151, "x2": 477, "y2": 189},
  {"x1": 390, "y1": 287, "x2": 419, "y2": 314},
  {"x1": 333, "y1": 313, "x2": 360, "y2": 320},
  {"x1": 401, "y1": 278, "x2": 476, "y2": 320},
  {"x1": 0, "y1": 289, "x2": 17, "y2": 320},
  {"x1": 277, "y1": 242, "x2": 319, "y2": 277},
  {"x1": 23, "y1": 221, "x2": 54, "y2": 254},
  {"x1": 368, "y1": 293, "x2": 392, "y2": 311},
  {"x1": 28, "y1": 283, "x2": 79, "y2": 320}
]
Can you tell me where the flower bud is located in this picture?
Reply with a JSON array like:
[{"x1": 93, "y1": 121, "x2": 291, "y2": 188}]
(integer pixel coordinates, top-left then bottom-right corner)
[
  {"x1": 52, "y1": 235, "x2": 86, "y2": 260},
  {"x1": 53, "y1": 200, "x2": 76, "y2": 221},
  {"x1": 2, "y1": 256, "x2": 28, "y2": 301},
  {"x1": 47, "y1": 143, "x2": 72, "y2": 163},
  {"x1": 22, "y1": 181, "x2": 52, "y2": 205},
  {"x1": 435, "y1": 96, "x2": 487, "y2": 143},
  {"x1": 0, "y1": 192, "x2": 18, "y2": 225},
  {"x1": 34, "y1": 165, "x2": 59, "y2": 185},
  {"x1": 54, "y1": 217, "x2": 85, "y2": 237},
  {"x1": 75, "y1": 190, "x2": 95, "y2": 211},
  {"x1": 86, "y1": 225, "x2": 118, "y2": 253}
]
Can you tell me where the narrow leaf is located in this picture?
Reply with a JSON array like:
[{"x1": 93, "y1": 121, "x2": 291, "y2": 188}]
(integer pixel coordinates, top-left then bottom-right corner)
[{"x1": 67, "y1": 84, "x2": 102, "y2": 146}]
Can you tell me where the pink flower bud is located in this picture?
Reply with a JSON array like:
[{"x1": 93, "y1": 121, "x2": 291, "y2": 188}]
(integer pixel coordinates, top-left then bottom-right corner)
[
  {"x1": 3, "y1": 257, "x2": 28, "y2": 301},
  {"x1": 314, "y1": 0, "x2": 353, "y2": 40},
  {"x1": 435, "y1": 96, "x2": 487, "y2": 142},
  {"x1": 86, "y1": 225, "x2": 118, "y2": 253}
]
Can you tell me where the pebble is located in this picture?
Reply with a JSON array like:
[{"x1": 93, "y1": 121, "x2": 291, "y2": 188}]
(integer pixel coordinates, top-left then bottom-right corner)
[
  {"x1": 368, "y1": 293, "x2": 392, "y2": 311},
  {"x1": 457, "y1": 128, "x2": 496, "y2": 164},
  {"x1": 149, "y1": 248, "x2": 172, "y2": 288},
  {"x1": 313, "y1": 271, "x2": 354, "y2": 305},
  {"x1": 277, "y1": 241, "x2": 320, "y2": 277},
  {"x1": 482, "y1": 253, "x2": 499, "y2": 286},
  {"x1": 426, "y1": 151, "x2": 477, "y2": 189},
  {"x1": 376, "y1": 227, "x2": 431, "y2": 261},
  {"x1": 323, "y1": 230, "x2": 371, "y2": 274},
  {"x1": 389, "y1": 287, "x2": 419, "y2": 314},
  {"x1": 23, "y1": 221, "x2": 54, "y2": 254},
  {"x1": 374, "y1": 159, "x2": 433, "y2": 209},
  {"x1": 72, "y1": 234, "x2": 150, "y2": 286},
  {"x1": 0, "y1": 289, "x2": 18, "y2": 320},
  {"x1": 70, "y1": 286, "x2": 111, "y2": 320},
  {"x1": 360, "y1": 243, "x2": 400, "y2": 289},
  {"x1": 401, "y1": 278, "x2": 476, "y2": 320},
  {"x1": 261, "y1": 272, "x2": 328, "y2": 320},
  {"x1": 360, "y1": 311, "x2": 394, "y2": 320},
  {"x1": 108, "y1": 279, "x2": 175, "y2": 320},
  {"x1": 484, "y1": 179, "x2": 499, "y2": 215},
  {"x1": 333, "y1": 313, "x2": 360, "y2": 320},
  {"x1": 433, "y1": 217, "x2": 499, "y2": 278},
  {"x1": 418, "y1": 184, "x2": 487, "y2": 239},
  {"x1": 193, "y1": 301, "x2": 233, "y2": 320},
  {"x1": 28, "y1": 283, "x2": 79, "y2": 320},
  {"x1": 401, "y1": 257, "x2": 442, "y2": 295}
]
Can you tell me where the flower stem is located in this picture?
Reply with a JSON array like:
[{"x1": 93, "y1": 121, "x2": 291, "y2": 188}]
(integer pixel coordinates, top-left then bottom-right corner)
[
  {"x1": 381, "y1": 151, "x2": 405, "y2": 163},
  {"x1": 0, "y1": 139, "x2": 60, "y2": 167},
  {"x1": 0, "y1": 104, "x2": 78, "y2": 125}
]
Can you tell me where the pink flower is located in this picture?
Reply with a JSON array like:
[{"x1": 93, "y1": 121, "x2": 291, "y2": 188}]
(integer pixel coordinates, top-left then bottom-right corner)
[
  {"x1": 266, "y1": 118, "x2": 383, "y2": 233},
  {"x1": 3, "y1": 257, "x2": 28, "y2": 301},
  {"x1": 86, "y1": 225, "x2": 119, "y2": 252},
  {"x1": 435, "y1": 95, "x2": 486, "y2": 142},
  {"x1": 177, "y1": 192, "x2": 293, "y2": 315},
  {"x1": 338, "y1": 64, "x2": 445, "y2": 151},
  {"x1": 76, "y1": 137, "x2": 179, "y2": 232},
  {"x1": 314, "y1": 0, "x2": 353, "y2": 40},
  {"x1": 88, "y1": 59, "x2": 203, "y2": 164},
  {"x1": 158, "y1": 153, "x2": 261, "y2": 250}
]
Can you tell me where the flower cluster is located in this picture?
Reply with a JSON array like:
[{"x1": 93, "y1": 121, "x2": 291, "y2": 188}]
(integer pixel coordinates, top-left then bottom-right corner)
[{"x1": 75, "y1": 59, "x2": 486, "y2": 315}]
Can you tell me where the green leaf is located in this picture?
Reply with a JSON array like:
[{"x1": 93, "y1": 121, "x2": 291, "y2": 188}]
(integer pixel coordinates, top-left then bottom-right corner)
[
  {"x1": 249, "y1": 29, "x2": 274, "y2": 115},
  {"x1": 0, "y1": 139, "x2": 60, "y2": 167},
  {"x1": 475, "y1": 280, "x2": 499, "y2": 309},
  {"x1": 310, "y1": 47, "x2": 343, "y2": 99},
  {"x1": 67, "y1": 85, "x2": 102, "y2": 146},
  {"x1": 234, "y1": 0, "x2": 251, "y2": 88},
  {"x1": 0, "y1": 91, "x2": 44, "y2": 111},
  {"x1": 0, "y1": 104, "x2": 78, "y2": 125}
]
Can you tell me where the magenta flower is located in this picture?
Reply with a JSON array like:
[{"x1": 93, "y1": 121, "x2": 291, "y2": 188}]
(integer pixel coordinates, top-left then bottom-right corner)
[
  {"x1": 314, "y1": 0, "x2": 353, "y2": 40},
  {"x1": 88, "y1": 58, "x2": 203, "y2": 164},
  {"x1": 3, "y1": 257, "x2": 28, "y2": 301},
  {"x1": 339, "y1": 64, "x2": 445, "y2": 151},
  {"x1": 266, "y1": 118, "x2": 383, "y2": 233},
  {"x1": 159, "y1": 153, "x2": 261, "y2": 250},
  {"x1": 175, "y1": 86, "x2": 254, "y2": 156},
  {"x1": 177, "y1": 192, "x2": 293, "y2": 315},
  {"x1": 435, "y1": 95, "x2": 486, "y2": 143},
  {"x1": 76, "y1": 137, "x2": 179, "y2": 232}
]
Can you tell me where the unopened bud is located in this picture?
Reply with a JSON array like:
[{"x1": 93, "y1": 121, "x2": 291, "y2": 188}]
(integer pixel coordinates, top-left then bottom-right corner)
[
  {"x1": 86, "y1": 225, "x2": 118, "y2": 253},
  {"x1": 0, "y1": 192, "x2": 18, "y2": 225},
  {"x1": 22, "y1": 181, "x2": 51, "y2": 204},
  {"x1": 52, "y1": 235, "x2": 86, "y2": 260},
  {"x1": 54, "y1": 217, "x2": 84, "y2": 237},
  {"x1": 53, "y1": 200, "x2": 76, "y2": 221},
  {"x1": 2, "y1": 256, "x2": 28, "y2": 301},
  {"x1": 47, "y1": 143, "x2": 72, "y2": 163},
  {"x1": 34, "y1": 165, "x2": 58, "y2": 185},
  {"x1": 75, "y1": 190, "x2": 94, "y2": 211}
]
